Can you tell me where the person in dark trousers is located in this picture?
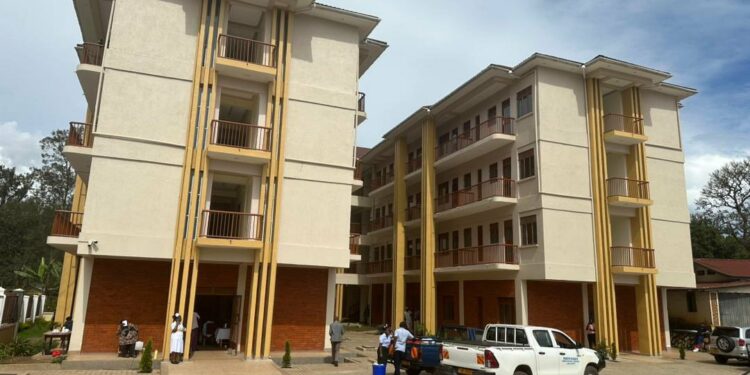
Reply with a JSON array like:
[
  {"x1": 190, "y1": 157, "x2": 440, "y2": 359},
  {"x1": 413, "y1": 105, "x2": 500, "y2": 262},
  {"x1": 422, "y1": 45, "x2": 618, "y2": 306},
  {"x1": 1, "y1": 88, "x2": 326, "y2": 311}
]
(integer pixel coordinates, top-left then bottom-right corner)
[
  {"x1": 117, "y1": 320, "x2": 139, "y2": 358},
  {"x1": 585, "y1": 318, "x2": 596, "y2": 349},
  {"x1": 329, "y1": 316, "x2": 344, "y2": 366},
  {"x1": 63, "y1": 316, "x2": 73, "y2": 331},
  {"x1": 378, "y1": 324, "x2": 392, "y2": 365},
  {"x1": 392, "y1": 321, "x2": 413, "y2": 375}
]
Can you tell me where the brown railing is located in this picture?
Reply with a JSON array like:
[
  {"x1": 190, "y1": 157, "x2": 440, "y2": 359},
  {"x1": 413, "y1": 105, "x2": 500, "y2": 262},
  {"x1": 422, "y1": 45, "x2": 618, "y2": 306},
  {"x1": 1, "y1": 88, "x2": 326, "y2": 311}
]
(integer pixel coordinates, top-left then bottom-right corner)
[
  {"x1": 200, "y1": 210, "x2": 263, "y2": 240},
  {"x1": 358, "y1": 92, "x2": 366, "y2": 112},
  {"x1": 76, "y1": 43, "x2": 104, "y2": 66},
  {"x1": 436, "y1": 117, "x2": 515, "y2": 159},
  {"x1": 405, "y1": 255, "x2": 421, "y2": 271},
  {"x1": 349, "y1": 234, "x2": 361, "y2": 255},
  {"x1": 406, "y1": 205, "x2": 421, "y2": 221},
  {"x1": 210, "y1": 120, "x2": 271, "y2": 151},
  {"x1": 350, "y1": 222, "x2": 362, "y2": 235},
  {"x1": 603, "y1": 114, "x2": 644, "y2": 135},
  {"x1": 370, "y1": 215, "x2": 394, "y2": 231},
  {"x1": 607, "y1": 178, "x2": 650, "y2": 200},
  {"x1": 370, "y1": 172, "x2": 394, "y2": 191},
  {"x1": 67, "y1": 122, "x2": 93, "y2": 147},
  {"x1": 365, "y1": 260, "x2": 393, "y2": 274},
  {"x1": 51, "y1": 211, "x2": 84, "y2": 237},
  {"x1": 354, "y1": 162, "x2": 364, "y2": 180},
  {"x1": 611, "y1": 247, "x2": 655, "y2": 268},
  {"x1": 407, "y1": 157, "x2": 422, "y2": 173},
  {"x1": 218, "y1": 34, "x2": 276, "y2": 67},
  {"x1": 435, "y1": 244, "x2": 518, "y2": 268},
  {"x1": 435, "y1": 178, "x2": 515, "y2": 213}
]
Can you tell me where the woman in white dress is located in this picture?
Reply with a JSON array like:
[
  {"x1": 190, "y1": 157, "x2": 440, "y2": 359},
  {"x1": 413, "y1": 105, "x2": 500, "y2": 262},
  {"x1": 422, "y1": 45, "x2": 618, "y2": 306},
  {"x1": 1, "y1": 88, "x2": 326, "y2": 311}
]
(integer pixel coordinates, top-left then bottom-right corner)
[{"x1": 169, "y1": 313, "x2": 186, "y2": 364}]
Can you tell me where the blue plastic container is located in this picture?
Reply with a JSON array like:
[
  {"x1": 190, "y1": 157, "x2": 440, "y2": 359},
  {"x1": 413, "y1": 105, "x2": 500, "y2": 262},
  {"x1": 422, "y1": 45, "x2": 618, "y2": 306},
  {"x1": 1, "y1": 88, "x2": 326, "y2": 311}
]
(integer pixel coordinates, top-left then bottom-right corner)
[{"x1": 372, "y1": 363, "x2": 386, "y2": 375}]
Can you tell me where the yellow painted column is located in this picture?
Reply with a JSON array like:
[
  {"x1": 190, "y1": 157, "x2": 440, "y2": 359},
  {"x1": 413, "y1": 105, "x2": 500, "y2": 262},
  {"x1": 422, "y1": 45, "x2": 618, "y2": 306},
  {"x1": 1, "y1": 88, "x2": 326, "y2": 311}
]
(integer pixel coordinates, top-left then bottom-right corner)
[
  {"x1": 420, "y1": 117, "x2": 437, "y2": 334},
  {"x1": 54, "y1": 253, "x2": 77, "y2": 324},
  {"x1": 585, "y1": 78, "x2": 619, "y2": 351},
  {"x1": 392, "y1": 137, "x2": 407, "y2": 326},
  {"x1": 623, "y1": 87, "x2": 662, "y2": 356}
]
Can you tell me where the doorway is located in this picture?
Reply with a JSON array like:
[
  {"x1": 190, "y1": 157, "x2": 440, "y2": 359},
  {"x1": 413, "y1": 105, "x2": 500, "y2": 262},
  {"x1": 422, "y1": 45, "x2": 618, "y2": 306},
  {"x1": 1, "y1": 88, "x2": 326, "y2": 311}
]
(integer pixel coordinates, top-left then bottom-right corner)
[{"x1": 194, "y1": 294, "x2": 241, "y2": 351}]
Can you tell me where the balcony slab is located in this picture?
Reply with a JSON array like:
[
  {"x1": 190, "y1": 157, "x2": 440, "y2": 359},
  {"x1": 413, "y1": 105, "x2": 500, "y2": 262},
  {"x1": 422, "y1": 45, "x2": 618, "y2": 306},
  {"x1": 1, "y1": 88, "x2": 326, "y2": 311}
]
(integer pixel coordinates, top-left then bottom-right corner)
[
  {"x1": 604, "y1": 130, "x2": 648, "y2": 145},
  {"x1": 607, "y1": 196, "x2": 653, "y2": 208},
  {"x1": 368, "y1": 181, "x2": 394, "y2": 197},
  {"x1": 76, "y1": 63, "x2": 102, "y2": 106},
  {"x1": 47, "y1": 236, "x2": 79, "y2": 253},
  {"x1": 215, "y1": 56, "x2": 276, "y2": 83},
  {"x1": 434, "y1": 196, "x2": 517, "y2": 222},
  {"x1": 612, "y1": 265, "x2": 658, "y2": 275},
  {"x1": 63, "y1": 145, "x2": 93, "y2": 179},
  {"x1": 195, "y1": 237, "x2": 262, "y2": 250},
  {"x1": 206, "y1": 144, "x2": 271, "y2": 164},
  {"x1": 434, "y1": 262, "x2": 520, "y2": 274},
  {"x1": 435, "y1": 133, "x2": 515, "y2": 172}
]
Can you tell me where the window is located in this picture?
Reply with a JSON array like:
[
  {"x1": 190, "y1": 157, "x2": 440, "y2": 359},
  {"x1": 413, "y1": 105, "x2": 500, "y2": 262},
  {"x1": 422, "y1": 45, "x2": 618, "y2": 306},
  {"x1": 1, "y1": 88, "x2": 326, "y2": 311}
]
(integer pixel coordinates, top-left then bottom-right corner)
[
  {"x1": 386, "y1": 244, "x2": 393, "y2": 259},
  {"x1": 407, "y1": 240, "x2": 414, "y2": 257},
  {"x1": 452, "y1": 230, "x2": 459, "y2": 249},
  {"x1": 521, "y1": 215, "x2": 538, "y2": 245},
  {"x1": 416, "y1": 238, "x2": 421, "y2": 253},
  {"x1": 438, "y1": 233, "x2": 449, "y2": 251},
  {"x1": 443, "y1": 296, "x2": 455, "y2": 321},
  {"x1": 519, "y1": 149, "x2": 535, "y2": 179},
  {"x1": 463, "y1": 228, "x2": 472, "y2": 248},
  {"x1": 501, "y1": 99, "x2": 511, "y2": 118},
  {"x1": 517, "y1": 86, "x2": 533, "y2": 117},
  {"x1": 496, "y1": 327, "x2": 506, "y2": 343},
  {"x1": 533, "y1": 330, "x2": 554, "y2": 348},
  {"x1": 490, "y1": 223, "x2": 500, "y2": 244},
  {"x1": 464, "y1": 173, "x2": 472, "y2": 188},
  {"x1": 489, "y1": 163, "x2": 498, "y2": 179},
  {"x1": 686, "y1": 291, "x2": 697, "y2": 313},
  {"x1": 486, "y1": 327, "x2": 497, "y2": 342},
  {"x1": 552, "y1": 331, "x2": 577, "y2": 349},
  {"x1": 515, "y1": 329, "x2": 528, "y2": 345}
]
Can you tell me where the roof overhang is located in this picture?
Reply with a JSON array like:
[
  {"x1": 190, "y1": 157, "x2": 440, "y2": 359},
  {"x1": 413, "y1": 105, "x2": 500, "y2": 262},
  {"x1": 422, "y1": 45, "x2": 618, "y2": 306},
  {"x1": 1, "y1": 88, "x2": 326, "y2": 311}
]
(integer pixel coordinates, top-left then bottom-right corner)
[
  {"x1": 430, "y1": 65, "x2": 516, "y2": 123},
  {"x1": 307, "y1": 3, "x2": 380, "y2": 40},
  {"x1": 73, "y1": 0, "x2": 111, "y2": 43},
  {"x1": 359, "y1": 38, "x2": 388, "y2": 77}
]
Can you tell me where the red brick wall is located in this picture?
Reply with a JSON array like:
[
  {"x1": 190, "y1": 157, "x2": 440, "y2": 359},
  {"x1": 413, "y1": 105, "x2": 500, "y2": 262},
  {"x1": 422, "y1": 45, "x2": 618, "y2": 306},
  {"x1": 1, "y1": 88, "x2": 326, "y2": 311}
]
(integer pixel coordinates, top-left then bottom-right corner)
[
  {"x1": 464, "y1": 280, "x2": 514, "y2": 328},
  {"x1": 528, "y1": 281, "x2": 584, "y2": 342},
  {"x1": 437, "y1": 281, "x2": 459, "y2": 327},
  {"x1": 271, "y1": 267, "x2": 328, "y2": 351},
  {"x1": 197, "y1": 263, "x2": 238, "y2": 290},
  {"x1": 82, "y1": 259, "x2": 170, "y2": 352},
  {"x1": 615, "y1": 285, "x2": 638, "y2": 352}
]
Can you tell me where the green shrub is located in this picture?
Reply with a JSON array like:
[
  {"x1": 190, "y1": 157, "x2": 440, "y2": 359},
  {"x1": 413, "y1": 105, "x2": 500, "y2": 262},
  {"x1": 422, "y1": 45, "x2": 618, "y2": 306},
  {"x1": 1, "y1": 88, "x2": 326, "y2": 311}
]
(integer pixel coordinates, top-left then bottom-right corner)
[
  {"x1": 609, "y1": 342, "x2": 617, "y2": 361},
  {"x1": 139, "y1": 339, "x2": 154, "y2": 373},
  {"x1": 595, "y1": 341, "x2": 610, "y2": 360},
  {"x1": 282, "y1": 341, "x2": 291, "y2": 368},
  {"x1": 677, "y1": 342, "x2": 686, "y2": 360}
]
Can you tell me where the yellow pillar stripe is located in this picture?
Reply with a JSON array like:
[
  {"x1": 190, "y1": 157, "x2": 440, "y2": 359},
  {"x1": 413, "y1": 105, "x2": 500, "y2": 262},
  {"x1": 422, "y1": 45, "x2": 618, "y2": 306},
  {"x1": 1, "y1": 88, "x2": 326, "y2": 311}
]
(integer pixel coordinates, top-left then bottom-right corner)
[
  {"x1": 420, "y1": 117, "x2": 437, "y2": 334},
  {"x1": 392, "y1": 137, "x2": 407, "y2": 325}
]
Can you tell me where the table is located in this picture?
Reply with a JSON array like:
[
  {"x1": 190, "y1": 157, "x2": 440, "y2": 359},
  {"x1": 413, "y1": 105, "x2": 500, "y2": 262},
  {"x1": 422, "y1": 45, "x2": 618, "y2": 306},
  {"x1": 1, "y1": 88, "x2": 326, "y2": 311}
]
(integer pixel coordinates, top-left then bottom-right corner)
[
  {"x1": 215, "y1": 328, "x2": 231, "y2": 347},
  {"x1": 43, "y1": 331, "x2": 71, "y2": 355}
]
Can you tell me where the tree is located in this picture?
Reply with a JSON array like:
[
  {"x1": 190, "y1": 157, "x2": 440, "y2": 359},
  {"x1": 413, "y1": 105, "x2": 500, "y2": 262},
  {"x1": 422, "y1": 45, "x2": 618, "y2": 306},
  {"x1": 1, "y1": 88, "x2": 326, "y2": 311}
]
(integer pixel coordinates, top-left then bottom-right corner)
[
  {"x1": 695, "y1": 156, "x2": 750, "y2": 257},
  {"x1": 14, "y1": 257, "x2": 61, "y2": 296},
  {"x1": 690, "y1": 214, "x2": 747, "y2": 259},
  {"x1": 32, "y1": 130, "x2": 75, "y2": 209},
  {"x1": 0, "y1": 165, "x2": 33, "y2": 206},
  {"x1": 139, "y1": 339, "x2": 154, "y2": 373}
]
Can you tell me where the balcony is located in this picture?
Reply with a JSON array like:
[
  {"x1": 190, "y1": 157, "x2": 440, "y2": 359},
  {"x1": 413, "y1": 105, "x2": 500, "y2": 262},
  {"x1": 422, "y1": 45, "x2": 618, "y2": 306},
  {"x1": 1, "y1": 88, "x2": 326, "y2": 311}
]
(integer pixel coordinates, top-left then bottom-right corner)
[
  {"x1": 368, "y1": 172, "x2": 394, "y2": 196},
  {"x1": 206, "y1": 120, "x2": 271, "y2": 164},
  {"x1": 434, "y1": 244, "x2": 519, "y2": 273},
  {"x1": 369, "y1": 215, "x2": 393, "y2": 234},
  {"x1": 611, "y1": 246, "x2": 656, "y2": 274},
  {"x1": 405, "y1": 205, "x2": 421, "y2": 226},
  {"x1": 362, "y1": 259, "x2": 392, "y2": 275},
  {"x1": 434, "y1": 178, "x2": 516, "y2": 222},
  {"x1": 606, "y1": 178, "x2": 652, "y2": 207},
  {"x1": 196, "y1": 210, "x2": 263, "y2": 249},
  {"x1": 47, "y1": 211, "x2": 83, "y2": 252},
  {"x1": 215, "y1": 34, "x2": 276, "y2": 82},
  {"x1": 63, "y1": 122, "x2": 94, "y2": 178},
  {"x1": 74, "y1": 43, "x2": 103, "y2": 105},
  {"x1": 352, "y1": 161, "x2": 365, "y2": 193},
  {"x1": 603, "y1": 114, "x2": 647, "y2": 145},
  {"x1": 435, "y1": 117, "x2": 515, "y2": 172},
  {"x1": 405, "y1": 255, "x2": 421, "y2": 272},
  {"x1": 356, "y1": 92, "x2": 367, "y2": 125},
  {"x1": 405, "y1": 157, "x2": 422, "y2": 184},
  {"x1": 349, "y1": 234, "x2": 361, "y2": 255}
]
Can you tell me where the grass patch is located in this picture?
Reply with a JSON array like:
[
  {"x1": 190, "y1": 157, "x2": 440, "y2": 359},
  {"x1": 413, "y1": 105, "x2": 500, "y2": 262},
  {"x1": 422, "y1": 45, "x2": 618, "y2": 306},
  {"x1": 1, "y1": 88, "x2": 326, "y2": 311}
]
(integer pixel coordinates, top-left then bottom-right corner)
[{"x1": 18, "y1": 319, "x2": 53, "y2": 341}]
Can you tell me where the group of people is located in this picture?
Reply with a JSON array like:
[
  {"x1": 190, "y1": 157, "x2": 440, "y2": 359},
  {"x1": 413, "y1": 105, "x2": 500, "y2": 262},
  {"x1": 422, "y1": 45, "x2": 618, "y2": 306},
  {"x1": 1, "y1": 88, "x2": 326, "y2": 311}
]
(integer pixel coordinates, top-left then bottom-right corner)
[{"x1": 328, "y1": 316, "x2": 415, "y2": 375}]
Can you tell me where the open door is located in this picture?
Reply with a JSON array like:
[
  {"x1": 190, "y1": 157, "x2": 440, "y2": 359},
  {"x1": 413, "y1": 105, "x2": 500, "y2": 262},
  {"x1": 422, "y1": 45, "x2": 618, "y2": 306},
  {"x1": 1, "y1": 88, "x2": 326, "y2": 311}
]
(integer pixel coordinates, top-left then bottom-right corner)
[{"x1": 230, "y1": 295, "x2": 242, "y2": 352}]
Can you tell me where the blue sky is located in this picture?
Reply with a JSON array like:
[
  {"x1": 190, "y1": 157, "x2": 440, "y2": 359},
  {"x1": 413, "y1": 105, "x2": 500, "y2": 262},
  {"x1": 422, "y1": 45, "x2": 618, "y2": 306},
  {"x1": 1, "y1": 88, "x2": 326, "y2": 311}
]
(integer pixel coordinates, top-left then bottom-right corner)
[{"x1": 1, "y1": 0, "x2": 748, "y2": 207}]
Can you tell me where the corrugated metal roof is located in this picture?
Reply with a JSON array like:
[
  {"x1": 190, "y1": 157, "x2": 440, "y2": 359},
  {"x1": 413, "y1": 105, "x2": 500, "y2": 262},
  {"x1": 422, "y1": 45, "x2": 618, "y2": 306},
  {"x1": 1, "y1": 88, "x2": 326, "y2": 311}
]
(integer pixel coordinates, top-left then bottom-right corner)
[{"x1": 695, "y1": 258, "x2": 750, "y2": 278}]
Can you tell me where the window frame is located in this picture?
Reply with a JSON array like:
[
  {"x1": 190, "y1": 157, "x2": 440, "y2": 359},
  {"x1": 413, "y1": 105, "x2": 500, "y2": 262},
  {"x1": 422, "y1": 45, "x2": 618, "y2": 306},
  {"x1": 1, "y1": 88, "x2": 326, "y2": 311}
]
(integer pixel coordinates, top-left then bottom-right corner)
[
  {"x1": 517, "y1": 86, "x2": 533, "y2": 117},
  {"x1": 519, "y1": 149, "x2": 535, "y2": 179},
  {"x1": 520, "y1": 215, "x2": 538, "y2": 246}
]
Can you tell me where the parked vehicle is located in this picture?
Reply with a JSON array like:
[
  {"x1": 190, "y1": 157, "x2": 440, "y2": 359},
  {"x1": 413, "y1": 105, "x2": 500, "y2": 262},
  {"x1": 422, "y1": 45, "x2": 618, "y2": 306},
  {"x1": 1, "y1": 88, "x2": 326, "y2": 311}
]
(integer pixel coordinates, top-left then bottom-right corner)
[
  {"x1": 390, "y1": 337, "x2": 443, "y2": 375},
  {"x1": 708, "y1": 326, "x2": 750, "y2": 364},
  {"x1": 441, "y1": 324, "x2": 605, "y2": 375}
]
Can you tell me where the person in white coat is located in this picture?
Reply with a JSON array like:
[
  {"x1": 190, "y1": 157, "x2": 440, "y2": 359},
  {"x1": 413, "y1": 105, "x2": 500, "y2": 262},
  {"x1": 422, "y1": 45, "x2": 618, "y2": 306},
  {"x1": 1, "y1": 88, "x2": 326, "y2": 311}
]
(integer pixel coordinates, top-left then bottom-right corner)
[{"x1": 170, "y1": 313, "x2": 186, "y2": 364}]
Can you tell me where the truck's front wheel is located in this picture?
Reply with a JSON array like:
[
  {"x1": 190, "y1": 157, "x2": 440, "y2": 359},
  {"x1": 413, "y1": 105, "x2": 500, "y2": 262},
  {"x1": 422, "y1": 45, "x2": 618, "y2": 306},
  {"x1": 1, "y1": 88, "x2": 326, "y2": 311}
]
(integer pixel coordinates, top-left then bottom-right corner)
[{"x1": 584, "y1": 365, "x2": 599, "y2": 375}]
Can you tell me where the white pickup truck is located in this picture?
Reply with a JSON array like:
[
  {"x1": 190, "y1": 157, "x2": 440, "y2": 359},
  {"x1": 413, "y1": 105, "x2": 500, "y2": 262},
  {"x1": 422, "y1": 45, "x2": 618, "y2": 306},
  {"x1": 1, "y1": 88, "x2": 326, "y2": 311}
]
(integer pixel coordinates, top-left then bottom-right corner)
[{"x1": 441, "y1": 324, "x2": 605, "y2": 375}]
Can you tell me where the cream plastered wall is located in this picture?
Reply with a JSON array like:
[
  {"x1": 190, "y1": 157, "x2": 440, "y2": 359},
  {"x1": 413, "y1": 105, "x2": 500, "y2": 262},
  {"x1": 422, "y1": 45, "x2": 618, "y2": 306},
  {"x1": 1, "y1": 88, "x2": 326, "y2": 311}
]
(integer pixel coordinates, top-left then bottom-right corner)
[
  {"x1": 667, "y1": 290, "x2": 712, "y2": 325},
  {"x1": 104, "y1": 0, "x2": 201, "y2": 82},
  {"x1": 642, "y1": 90, "x2": 682, "y2": 150},
  {"x1": 277, "y1": 15, "x2": 362, "y2": 268},
  {"x1": 610, "y1": 216, "x2": 632, "y2": 247}
]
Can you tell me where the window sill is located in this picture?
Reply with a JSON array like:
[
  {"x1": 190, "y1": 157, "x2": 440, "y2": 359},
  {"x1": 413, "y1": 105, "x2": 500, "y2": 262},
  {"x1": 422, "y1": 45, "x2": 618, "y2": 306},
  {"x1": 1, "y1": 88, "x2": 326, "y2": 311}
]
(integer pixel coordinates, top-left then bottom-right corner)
[
  {"x1": 519, "y1": 244, "x2": 539, "y2": 249},
  {"x1": 518, "y1": 176, "x2": 537, "y2": 183},
  {"x1": 517, "y1": 112, "x2": 534, "y2": 122}
]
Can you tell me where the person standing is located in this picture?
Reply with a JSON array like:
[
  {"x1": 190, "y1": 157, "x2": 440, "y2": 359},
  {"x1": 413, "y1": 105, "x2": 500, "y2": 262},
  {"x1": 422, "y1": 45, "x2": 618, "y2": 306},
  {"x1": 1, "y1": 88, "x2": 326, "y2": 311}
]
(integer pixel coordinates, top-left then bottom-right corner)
[
  {"x1": 392, "y1": 321, "x2": 414, "y2": 375},
  {"x1": 378, "y1": 324, "x2": 392, "y2": 365},
  {"x1": 191, "y1": 311, "x2": 200, "y2": 356},
  {"x1": 585, "y1": 319, "x2": 596, "y2": 349},
  {"x1": 170, "y1": 314, "x2": 186, "y2": 364},
  {"x1": 404, "y1": 307, "x2": 413, "y2": 331},
  {"x1": 329, "y1": 316, "x2": 344, "y2": 367},
  {"x1": 117, "y1": 320, "x2": 138, "y2": 358}
]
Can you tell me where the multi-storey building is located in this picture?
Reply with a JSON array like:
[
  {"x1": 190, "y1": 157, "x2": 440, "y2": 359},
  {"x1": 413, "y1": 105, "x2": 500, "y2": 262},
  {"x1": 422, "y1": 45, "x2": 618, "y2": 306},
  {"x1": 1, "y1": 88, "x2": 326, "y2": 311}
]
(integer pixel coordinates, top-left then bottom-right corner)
[
  {"x1": 341, "y1": 54, "x2": 696, "y2": 355},
  {"x1": 48, "y1": 0, "x2": 385, "y2": 358}
]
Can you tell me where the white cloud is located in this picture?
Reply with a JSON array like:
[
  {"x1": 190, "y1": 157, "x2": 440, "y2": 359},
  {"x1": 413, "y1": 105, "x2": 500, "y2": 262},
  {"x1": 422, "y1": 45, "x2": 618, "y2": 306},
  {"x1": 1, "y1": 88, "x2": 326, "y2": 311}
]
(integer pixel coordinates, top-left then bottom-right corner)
[
  {"x1": 0, "y1": 121, "x2": 42, "y2": 171},
  {"x1": 684, "y1": 151, "x2": 750, "y2": 210}
]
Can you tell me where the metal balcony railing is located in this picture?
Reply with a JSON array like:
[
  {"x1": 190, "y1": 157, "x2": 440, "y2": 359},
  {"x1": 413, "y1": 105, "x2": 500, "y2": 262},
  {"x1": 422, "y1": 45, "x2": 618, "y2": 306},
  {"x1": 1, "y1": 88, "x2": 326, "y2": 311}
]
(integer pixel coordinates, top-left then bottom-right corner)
[
  {"x1": 75, "y1": 43, "x2": 104, "y2": 66},
  {"x1": 611, "y1": 246, "x2": 655, "y2": 268},
  {"x1": 369, "y1": 172, "x2": 394, "y2": 191},
  {"x1": 405, "y1": 255, "x2": 421, "y2": 271},
  {"x1": 435, "y1": 178, "x2": 515, "y2": 213},
  {"x1": 435, "y1": 244, "x2": 518, "y2": 268},
  {"x1": 369, "y1": 215, "x2": 394, "y2": 231},
  {"x1": 217, "y1": 34, "x2": 276, "y2": 67},
  {"x1": 349, "y1": 234, "x2": 361, "y2": 255},
  {"x1": 436, "y1": 117, "x2": 515, "y2": 159},
  {"x1": 407, "y1": 157, "x2": 422, "y2": 174},
  {"x1": 357, "y1": 92, "x2": 366, "y2": 112},
  {"x1": 209, "y1": 120, "x2": 271, "y2": 151},
  {"x1": 51, "y1": 211, "x2": 83, "y2": 237},
  {"x1": 200, "y1": 210, "x2": 263, "y2": 240},
  {"x1": 67, "y1": 122, "x2": 93, "y2": 147},
  {"x1": 607, "y1": 178, "x2": 650, "y2": 200},
  {"x1": 406, "y1": 205, "x2": 421, "y2": 221}
]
